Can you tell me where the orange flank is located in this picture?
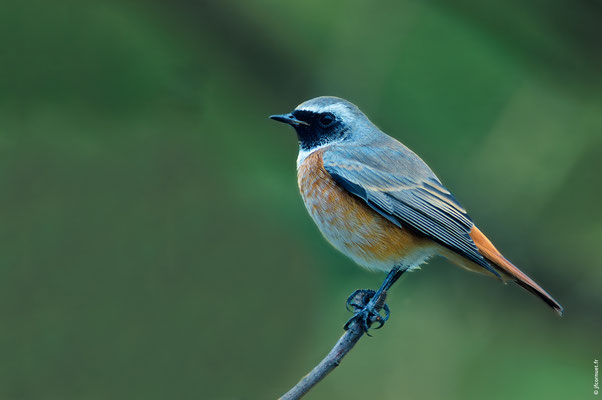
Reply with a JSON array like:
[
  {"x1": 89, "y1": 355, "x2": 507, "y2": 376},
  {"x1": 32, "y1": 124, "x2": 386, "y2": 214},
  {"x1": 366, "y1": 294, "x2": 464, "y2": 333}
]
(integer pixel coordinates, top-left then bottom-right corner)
[
  {"x1": 297, "y1": 150, "x2": 434, "y2": 270},
  {"x1": 469, "y1": 226, "x2": 563, "y2": 316}
]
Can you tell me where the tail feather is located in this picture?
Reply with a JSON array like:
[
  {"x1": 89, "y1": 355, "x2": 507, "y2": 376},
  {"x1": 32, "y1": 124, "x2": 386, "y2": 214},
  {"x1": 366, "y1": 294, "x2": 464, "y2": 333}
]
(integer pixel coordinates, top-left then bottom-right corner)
[{"x1": 469, "y1": 226, "x2": 564, "y2": 316}]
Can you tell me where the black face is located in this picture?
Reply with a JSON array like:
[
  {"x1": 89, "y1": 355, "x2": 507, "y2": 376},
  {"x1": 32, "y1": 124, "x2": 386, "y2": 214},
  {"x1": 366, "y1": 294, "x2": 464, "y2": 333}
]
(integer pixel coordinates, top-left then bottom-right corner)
[{"x1": 290, "y1": 110, "x2": 346, "y2": 151}]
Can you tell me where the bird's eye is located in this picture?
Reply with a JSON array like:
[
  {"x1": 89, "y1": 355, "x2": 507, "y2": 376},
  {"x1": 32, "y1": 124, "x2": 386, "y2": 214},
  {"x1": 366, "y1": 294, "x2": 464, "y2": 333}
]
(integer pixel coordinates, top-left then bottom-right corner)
[{"x1": 319, "y1": 113, "x2": 335, "y2": 127}]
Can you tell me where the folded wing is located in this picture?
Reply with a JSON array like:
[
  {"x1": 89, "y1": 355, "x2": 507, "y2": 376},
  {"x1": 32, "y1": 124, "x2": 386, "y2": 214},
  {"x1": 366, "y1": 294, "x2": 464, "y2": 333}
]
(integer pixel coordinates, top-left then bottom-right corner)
[{"x1": 323, "y1": 144, "x2": 500, "y2": 278}]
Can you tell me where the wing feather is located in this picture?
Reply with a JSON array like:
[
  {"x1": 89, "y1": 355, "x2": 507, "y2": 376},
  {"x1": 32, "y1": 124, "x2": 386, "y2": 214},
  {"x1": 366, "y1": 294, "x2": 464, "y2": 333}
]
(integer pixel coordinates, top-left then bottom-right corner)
[{"x1": 323, "y1": 145, "x2": 499, "y2": 277}]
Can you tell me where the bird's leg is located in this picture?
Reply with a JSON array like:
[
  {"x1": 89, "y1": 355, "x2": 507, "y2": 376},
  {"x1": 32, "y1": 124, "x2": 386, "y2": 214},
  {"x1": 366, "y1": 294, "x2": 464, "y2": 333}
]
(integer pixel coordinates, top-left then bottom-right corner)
[{"x1": 344, "y1": 266, "x2": 406, "y2": 334}]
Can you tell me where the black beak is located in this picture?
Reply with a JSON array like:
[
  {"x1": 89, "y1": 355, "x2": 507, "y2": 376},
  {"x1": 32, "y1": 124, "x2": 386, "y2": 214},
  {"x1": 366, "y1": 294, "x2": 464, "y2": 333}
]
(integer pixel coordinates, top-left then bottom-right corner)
[{"x1": 269, "y1": 113, "x2": 309, "y2": 127}]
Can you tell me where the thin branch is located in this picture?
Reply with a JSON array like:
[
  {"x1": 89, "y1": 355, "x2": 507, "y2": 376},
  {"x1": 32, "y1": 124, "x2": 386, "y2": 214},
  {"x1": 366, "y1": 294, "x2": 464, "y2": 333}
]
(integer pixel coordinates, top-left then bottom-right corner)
[{"x1": 279, "y1": 291, "x2": 388, "y2": 400}]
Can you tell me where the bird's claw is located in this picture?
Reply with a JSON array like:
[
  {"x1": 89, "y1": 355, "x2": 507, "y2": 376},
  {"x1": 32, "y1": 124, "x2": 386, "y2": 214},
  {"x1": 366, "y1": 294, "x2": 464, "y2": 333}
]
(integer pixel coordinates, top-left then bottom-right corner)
[
  {"x1": 345, "y1": 289, "x2": 374, "y2": 312},
  {"x1": 344, "y1": 289, "x2": 390, "y2": 335}
]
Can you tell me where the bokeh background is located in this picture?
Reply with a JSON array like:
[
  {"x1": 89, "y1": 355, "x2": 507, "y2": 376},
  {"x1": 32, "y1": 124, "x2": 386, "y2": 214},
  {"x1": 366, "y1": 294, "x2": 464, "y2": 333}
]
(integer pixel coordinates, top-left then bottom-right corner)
[{"x1": 1, "y1": 1, "x2": 601, "y2": 399}]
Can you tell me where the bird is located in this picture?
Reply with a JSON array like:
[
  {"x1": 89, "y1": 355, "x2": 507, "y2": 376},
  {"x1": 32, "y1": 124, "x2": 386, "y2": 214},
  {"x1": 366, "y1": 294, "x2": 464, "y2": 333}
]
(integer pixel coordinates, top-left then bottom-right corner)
[{"x1": 270, "y1": 96, "x2": 563, "y2": 331}]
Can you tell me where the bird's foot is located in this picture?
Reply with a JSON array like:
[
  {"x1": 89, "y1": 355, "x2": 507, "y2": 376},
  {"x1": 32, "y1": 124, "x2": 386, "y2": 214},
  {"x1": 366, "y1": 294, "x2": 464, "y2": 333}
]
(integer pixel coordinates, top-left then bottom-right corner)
[{"x1": 344, "y1": 289, "x2": 390, "y2": 335}]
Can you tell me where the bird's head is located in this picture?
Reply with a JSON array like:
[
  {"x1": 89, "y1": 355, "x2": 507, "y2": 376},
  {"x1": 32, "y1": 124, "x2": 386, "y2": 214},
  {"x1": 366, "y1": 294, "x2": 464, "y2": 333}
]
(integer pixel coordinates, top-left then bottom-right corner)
[{"x1": 270, "y1": 96, "x2": 371, "y2": 152}]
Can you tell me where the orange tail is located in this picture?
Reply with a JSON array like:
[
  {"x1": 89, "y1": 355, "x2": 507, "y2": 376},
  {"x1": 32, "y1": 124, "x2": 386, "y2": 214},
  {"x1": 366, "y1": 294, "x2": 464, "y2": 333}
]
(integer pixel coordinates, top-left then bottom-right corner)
[{"x1": 469, "y1": 226, "x2": 564, "y2": 316}]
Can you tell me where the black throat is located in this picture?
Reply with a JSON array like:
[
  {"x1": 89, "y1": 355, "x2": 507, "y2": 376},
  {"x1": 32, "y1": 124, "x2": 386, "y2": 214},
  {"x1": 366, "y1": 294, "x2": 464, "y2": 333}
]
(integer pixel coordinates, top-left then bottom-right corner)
[{"x1": 292, "y1": 110, "x2": 346, "y2": 152}]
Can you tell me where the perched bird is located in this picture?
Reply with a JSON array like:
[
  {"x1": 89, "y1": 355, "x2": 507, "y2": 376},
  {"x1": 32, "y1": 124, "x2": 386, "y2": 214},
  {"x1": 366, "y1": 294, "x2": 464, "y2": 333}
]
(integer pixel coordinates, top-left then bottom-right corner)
[{"x1": 270, "y1": 96, "x2": 563, "y2": 331}]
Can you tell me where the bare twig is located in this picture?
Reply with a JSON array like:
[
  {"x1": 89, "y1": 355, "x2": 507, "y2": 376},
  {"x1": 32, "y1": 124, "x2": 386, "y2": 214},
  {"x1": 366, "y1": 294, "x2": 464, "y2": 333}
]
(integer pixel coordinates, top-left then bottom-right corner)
[{"x1": 279, "y1": 291, "x2": 388, "y2": 400}]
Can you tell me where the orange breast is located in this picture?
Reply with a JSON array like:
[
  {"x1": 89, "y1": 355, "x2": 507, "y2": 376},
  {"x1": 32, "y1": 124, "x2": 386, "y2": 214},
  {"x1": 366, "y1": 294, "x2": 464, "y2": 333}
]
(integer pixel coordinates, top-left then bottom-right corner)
[{"x1": 297, "y1": 149, "x2": 434, "y2": 271}]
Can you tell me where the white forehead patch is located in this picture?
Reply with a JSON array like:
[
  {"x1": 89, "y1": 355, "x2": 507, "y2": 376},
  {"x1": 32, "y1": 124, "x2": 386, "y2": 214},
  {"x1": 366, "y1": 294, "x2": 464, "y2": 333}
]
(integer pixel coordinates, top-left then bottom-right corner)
[{"x1": 295, "y1": 102, "x2": 354, "y2": 120}]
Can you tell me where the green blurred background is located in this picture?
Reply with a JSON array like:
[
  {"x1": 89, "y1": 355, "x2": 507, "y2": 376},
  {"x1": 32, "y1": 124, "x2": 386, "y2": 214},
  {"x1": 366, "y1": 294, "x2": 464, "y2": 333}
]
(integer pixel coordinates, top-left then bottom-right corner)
[{"x1": 1, "y1": 1, "x2": 601, "y2": 399}]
